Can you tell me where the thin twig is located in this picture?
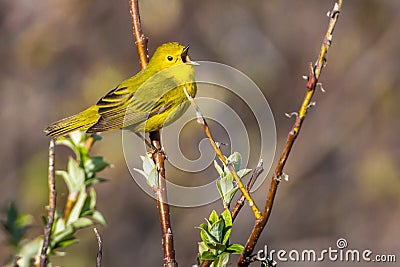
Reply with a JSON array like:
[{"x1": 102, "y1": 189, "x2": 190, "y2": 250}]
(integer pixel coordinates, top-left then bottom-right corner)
[
  {"x1": 129, "y1": 1, "x2": 177, "y2": 266},
  {"x1": 238, "y1": 1, "x2": 343, "y2": 266},
  {"x1": 85, "y1": 135, "x2": 95, "y2": 151},
  {"x1": 94, "y1": 228, "x2": 103, "y2": 267},
  {"x1": 232, "y1": 160, "x2": 264, "y2": 221},
  {"x1": 39, "y1": 139, "x2": 56, "y2": 267},
  {"x1": 183, "y1": 87, "x2": 262, "y2": 219}
]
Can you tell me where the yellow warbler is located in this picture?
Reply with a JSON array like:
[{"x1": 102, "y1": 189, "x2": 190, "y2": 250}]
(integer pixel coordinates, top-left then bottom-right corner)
[{"x1": 45, "y1": 42, "x2": 198, "y2": 138}]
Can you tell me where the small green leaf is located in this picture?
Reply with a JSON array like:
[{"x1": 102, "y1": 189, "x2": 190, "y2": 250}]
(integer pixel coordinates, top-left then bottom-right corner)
[
  {"x1": 220, "y1": 209, "x2": 232, "y2": 228},
  {"x1": 226, "y1": 243, "x2": 244, "y2": 254},
  {"x1": 55, "y1": 237, "x2": 79, "y2": 249},
  {"x1": 212, "y1": 253, "x2": 229, "y2": 267},
  {"x1": 69, "y1": 131, "x2": 85, "y2": 147},
  {"x1": 67, "y1": 157, "x2": 85, "y2": 191},
  {"x1": 199, "y1": 228, "x2": 217, "y2": 245},
  {"x1": 216, "y1": 180, "x2": 226, "y2": 204},
  {"x1": 71, "y1": 217, "x2": 93, "y2": 229},
  {"x1": 90, "y1": 133, "x2": 102, "y2": 143},
  {"x1": 67, "y1": 189, "x2": 87, "y2": 225},
  {"x1": 198, "y1": 241, "x2": 209, "y2": 255},
  {"x1": 213, "y1": 160, "x2": 224, "y2": 177},
  {"x1": 217, "y1": 176, "x2": 238, "y2": 205},
  {"x1": 221, "y1": 227, "x2": 232, "y2": 246},
  {"x1": 84, "y1": 156, "x2": 110, "y2": 178},
  {"x1": 224, "y1": 172, "x2": 234, "y2": 183},
  {"x1": 223, "y1": 187, "x2": 239, "y2": 206},
  {"x1": 89, "y1": 187, "x2": 96, "y2": 210},
  {"x1": 227, "y1": 152, "x2": 242, "y2": 172},
  {"x1": 56, "y1": 138, "x2": 77, "y2": 153},
  {"x1": 237, "y1": 168, "x2": 252, "y2": 178},
  {"x1": 205, "y1": 241, "x2": 226, "y2": 251},
  {"x1": 52, "y1": 216, "x2": 66, "y2": 236},
  {"x1": 92, "y1": 210, "x2": 107, "y2": 226},
  {"x1": 209, "y1": 210, "x2": 219, "y2": 224},
  {"x1": 135, "y1": 154, "x2": 159, "y2": 188},
  {"x1": 85, "y1": 177, "x2": 108, "y2": 186},
  {"x1": 200, "y1": 251, "x2": 217, "y2": 260},
  {"x1": 209, "y1": 219, "x2": 224, "y2": 242},
  {"x1": 142, "y1": 154, "x2": 156, "y2": 174},
  {"x1": 52, "y1": 224, "x2": 74, "y2": 247},
  {"x1": 147, "y1": 168, "x2": 159, "y2": 188}
]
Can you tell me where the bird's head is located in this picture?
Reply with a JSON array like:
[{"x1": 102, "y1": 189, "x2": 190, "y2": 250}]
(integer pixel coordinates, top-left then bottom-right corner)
[{"x1": 149, "y1": 42, "x2": 199, "y2": 70}]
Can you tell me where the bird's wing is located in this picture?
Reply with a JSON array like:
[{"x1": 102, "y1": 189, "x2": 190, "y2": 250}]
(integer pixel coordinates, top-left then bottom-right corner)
[{"x1": 87, "y1": 74, "x2": 180, "y2": 132}]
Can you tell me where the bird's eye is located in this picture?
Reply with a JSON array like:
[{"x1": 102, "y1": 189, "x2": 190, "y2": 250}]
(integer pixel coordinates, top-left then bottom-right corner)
[{"x1": 167, "y1": 56, "x2": 173, "y2": 61}]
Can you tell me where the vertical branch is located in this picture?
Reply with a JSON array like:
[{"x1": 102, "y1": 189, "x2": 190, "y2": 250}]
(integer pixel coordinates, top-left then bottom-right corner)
[
  {"x1": 129, "y1": 0, "x2": 148, "y2": 69},
  {"x1": 237, "y1": 1, "x2": 343, "y2": 266},
  {"x1": 39, "y1": 139, "x2": 56, "y2": 267},
  {"x1": 150, "y1": 131, "x2": 177, "y2": 267},
  {"x1": 129, "y1": 1, "x2": 177, "y2": 266}
]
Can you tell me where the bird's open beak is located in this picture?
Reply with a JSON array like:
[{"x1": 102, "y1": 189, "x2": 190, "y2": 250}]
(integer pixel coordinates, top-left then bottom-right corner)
[{"x1": 181, "y1": 45, "x2": 200, "y2": 66}]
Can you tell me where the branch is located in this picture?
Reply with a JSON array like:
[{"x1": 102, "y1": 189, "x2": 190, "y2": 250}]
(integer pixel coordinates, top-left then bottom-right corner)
[
  {"x1": 231, "y1": 160, "x2": 264, "y2": 221},
  {"x1": 94, "y1": 228, "x2": 103, "y2": 267},
  {"x1": 39, "y1": 139, "x2": 56, "y2": 267},
  {"x1": 129, "y1": 0, "x2": 148, "y2": 69},
  {"x1": 129, "y1": 1, "x2": 177, "y2": 266},
  {"x1": 238, "y1": 1, "x2": 343, "y2": 265},
  {"x1": 150, "y1": 132, "x2": 177, "y2": 267},
  {"x1": 183, "y1": 88, "x2": 262, "y2": 220}
]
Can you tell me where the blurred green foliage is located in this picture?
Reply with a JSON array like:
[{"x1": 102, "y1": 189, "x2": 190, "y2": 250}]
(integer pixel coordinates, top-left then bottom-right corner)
[{"x1": 2, "y1": 132, "x2": 108, "y2": 266}]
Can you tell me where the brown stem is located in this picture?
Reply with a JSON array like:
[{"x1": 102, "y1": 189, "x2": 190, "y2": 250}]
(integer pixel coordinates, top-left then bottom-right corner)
[
  {"x1": 150, "y1": 131, "x2": 177, "y2": 267},
  {"x1": 38, "y1": 139, "x2": 56, "y2": 267},
  {"x1": 94, "y1": 228, "x2": 103, "y2": 267},
  {"x1": 129, "y1": 1, "x2": 176, "y2": 266},
  {"x1": 85, "y1": 135, "x2": 95, "y2": 151},
  {"x1": 237, "y1": 1, "x2": 343, "y2": 266},
  {"x1": 129, "y1": 0, "x2": 148, "y2": 69}
]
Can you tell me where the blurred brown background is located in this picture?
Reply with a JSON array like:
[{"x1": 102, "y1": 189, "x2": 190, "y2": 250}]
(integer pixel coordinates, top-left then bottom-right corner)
[{"x1": 1, "y1": 0, "x2": 399, "y2": 266}]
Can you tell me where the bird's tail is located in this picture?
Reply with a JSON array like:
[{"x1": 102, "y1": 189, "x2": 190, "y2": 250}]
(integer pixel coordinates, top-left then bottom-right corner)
[{"x1": 44, "y1": 106, "x2": 100, "y2": 138}]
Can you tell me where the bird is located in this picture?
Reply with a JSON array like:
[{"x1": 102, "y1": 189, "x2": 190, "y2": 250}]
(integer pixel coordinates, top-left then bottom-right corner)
[{"x1": 44, "y1": 42, "x2": 198, "y2": 138}]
